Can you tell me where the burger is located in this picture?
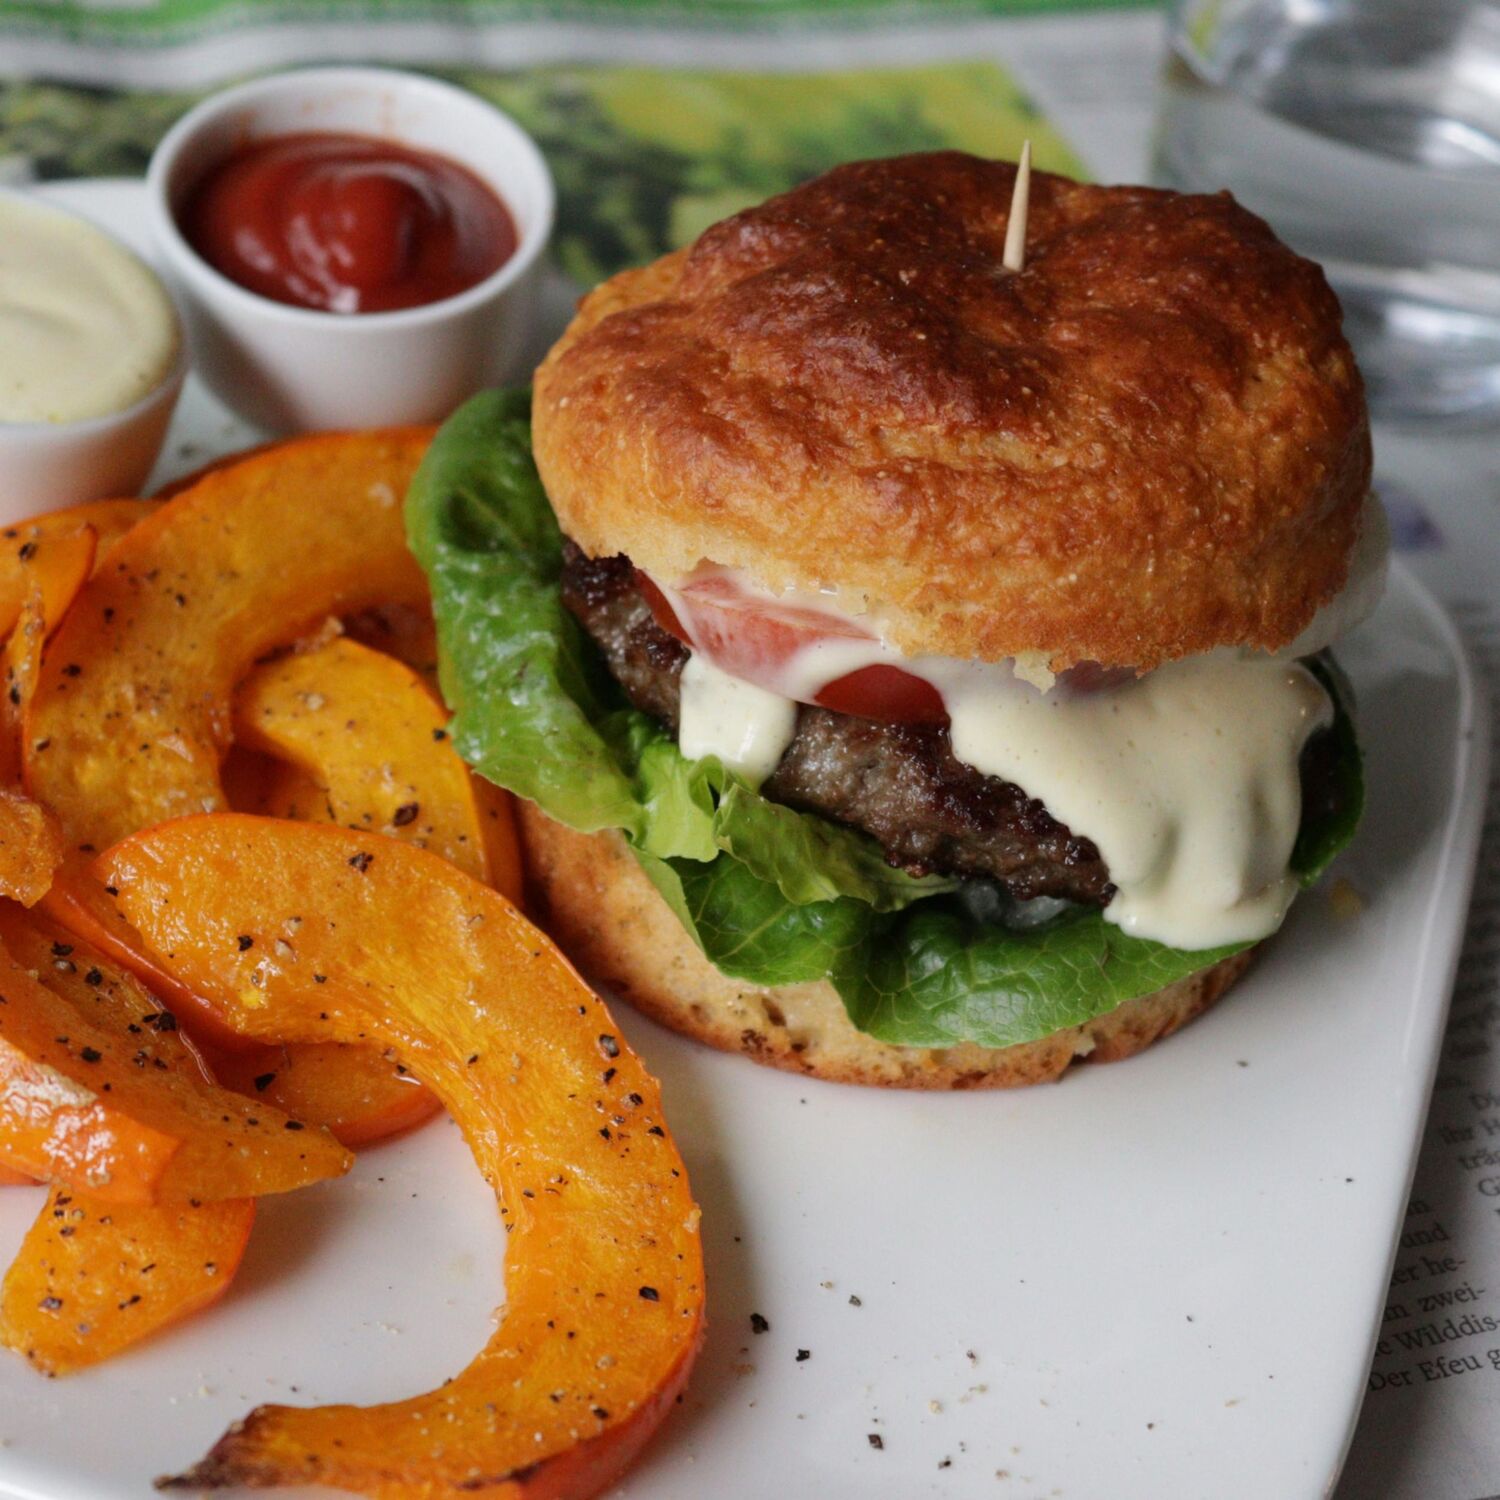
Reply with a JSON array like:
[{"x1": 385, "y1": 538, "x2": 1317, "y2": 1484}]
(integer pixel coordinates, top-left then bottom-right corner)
[{"x1": 407, "y1": 151, "x2": 1380, "y2": 1089}]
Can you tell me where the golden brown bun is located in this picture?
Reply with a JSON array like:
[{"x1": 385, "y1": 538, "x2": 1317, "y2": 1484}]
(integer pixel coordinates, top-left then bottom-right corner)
[
  {"x1": 519, "y1": 804, "x2": 1256, "y2": 1090},
  {"x1": 534, "y1": 152, "x2": 1370, "y2": 674}
]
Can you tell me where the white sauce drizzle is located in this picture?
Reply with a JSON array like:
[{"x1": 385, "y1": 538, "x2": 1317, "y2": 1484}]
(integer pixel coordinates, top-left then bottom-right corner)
[
  {"x1": 0, "y1": 195, "x2": 180, "y2": 424},
  {"x1": 661, "y1": 495, "x2": 1384, "y2": 951},
  {"x1": 678, "y1": 652, "x2": 797, "y2": 787},
  {"x1": 939, "y1": 655, "x2": 1330, "y2": 948}
]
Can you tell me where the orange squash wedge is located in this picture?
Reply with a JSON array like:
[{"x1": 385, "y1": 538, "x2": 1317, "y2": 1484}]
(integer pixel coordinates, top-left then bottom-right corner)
[
  {"x1": 232, "y1": 636, "x2": 501, "y2": 887},
  {"x1": 0, "y1": 907, "x2": 258, "y2": 1374},
  {"x1": 75, "y1": 497, "x2": 161, "y2": 568},
  {"x1": 0, "y1": 502, "x2": 145, "y2": 640},
  {"x1": 236, "y1": 631, "x2": 522, "y2": 908},
  {"x1": 1, "y1": 525, "x2": 98, "y2": 781},
  {"x1": 26, "y1": 430, "x2": 430, "y2": 853},
  {"x1": 103, "y1": 815, "x2": 704, "y2": 1498},
  {"x1": 151, "y1": 444, "x2": 278, "y2": 501},
  {"x1": 0, "y1": 527, "x2": 98, "y2": 904},
  {"x1": 228, "y1": 632, "x2": 528, "y2": 1141},
  {"x1": 0, "y1": 905, "x2": 212, "y2": 1080},
  {"x1": 33, "y1": 876, "x2": 239, "y2": 1049},
  {"x1": 211, "y1": 1040, "x2": 436, "y2": 1149},
  {"x1": 25, "y1": 430, "x2": 430, "y2": 1052},
  {"x1": 0, "y1": 1188, "x2": 255, "y2": 1376},
  {"x1": 0, "y1": 908, "x2": 350, "y2": 1204},
  {"x1": 0, "y1": 788, "x2": 63, "y2": 910}
]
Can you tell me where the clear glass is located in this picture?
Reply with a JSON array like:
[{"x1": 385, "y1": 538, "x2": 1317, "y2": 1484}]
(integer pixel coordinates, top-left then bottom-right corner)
[{"x1": 1153, "y1": 0, "x2": 1500, "y2": 425}]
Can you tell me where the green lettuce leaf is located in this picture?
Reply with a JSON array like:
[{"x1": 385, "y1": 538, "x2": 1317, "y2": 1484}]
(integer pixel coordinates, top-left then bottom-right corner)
[
  {"x1": 830, "y1": 903, "x2": 1244, "y2": 1049},
  {"x1": 407, "y1": 389, "x2": 950, "y2": 906},
  {"x1": 407, "y1": 390, "x2": 1365, "y2": 1049},
  {"x1": 713, "y1": 781, "x2": 957, "y2": 912},
  {"x1": 636, "y1": 851, "x2": 871, "y2": 987},
  {"x1": 404, "y1": 388, "x2": 641, "y2": 835}
]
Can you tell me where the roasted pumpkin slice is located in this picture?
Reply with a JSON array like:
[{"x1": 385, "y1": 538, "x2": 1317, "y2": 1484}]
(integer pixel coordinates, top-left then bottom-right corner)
[
  {"x1": 34, "y1": 875, "x2": 238, "y2": 1050},
  {"x1": 25, "y1": 428, "x2": 431, "y2": 852},
  {"x1": 230, "y1": 632, "x2": 524, "y2": 1140},
  {"x1": 0, "y1": 1189, "x2": 255, "y2": 1376},
  {"x1": 0, "y1": 907, "x2": 258, "y2": 1374},
  {"x1": 0, "y1": 527, "x2": 98, "y2": 904},
  {"x1": 212, "y1": 1040, "x2": 435, "y2": 1148},
  {"x1": 0, "y1": 525, "x2": 97, "y2": 776},
  {"x1": 233, "y1": 636, "x2": 500, "y2": 886},
  {"x1": 104, "y1": 815, "x2": 703, "y2": 1499},
  {"x1": 152, "y1": 444, "x2": 279, "y2": 501},
  {"x1": 24, "y1": 430, "x2": 430, "y2": 1050},
  {"x1": 0, "y1": 915, "x2": 350, "y2": 1204},
  {"x1": 0, "y1": 503, "x2": 140, "y2": 639},
  {"x1": 234, "y1": 632, "x2": 523, "y2": 914},
  {"x1": 0, "y1": 905, "x2": 211, "y2": 1078},
  {"x1": 0, "y1": 788, "x2": 62, "y2": 910},
  {"x1": 74, "y1": 498, "x2": 161, "y2": 569}
]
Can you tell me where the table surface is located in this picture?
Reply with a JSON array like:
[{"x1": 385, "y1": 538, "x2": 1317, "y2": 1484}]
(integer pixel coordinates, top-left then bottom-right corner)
[{"x1": 2, "y1": 11, "x2": 1498, "y2": 1498}]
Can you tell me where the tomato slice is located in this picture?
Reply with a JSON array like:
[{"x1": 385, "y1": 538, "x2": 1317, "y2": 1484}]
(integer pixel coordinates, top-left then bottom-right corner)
[
  {"x1": 637, "y1": 566, "x2": 948, "y2": 726},
  {"x1": 636, "y1": 570, "x2": 689, "y2": 642},
  {"x1": 632, "y1": 564, "x2": 1138, "y2": 725},
  {"x1": 811, "y1": 663, "x2": 948, "y2": 725},
  {"x1": 672, "y1": 567, "x2": 873, "y2": 683}
]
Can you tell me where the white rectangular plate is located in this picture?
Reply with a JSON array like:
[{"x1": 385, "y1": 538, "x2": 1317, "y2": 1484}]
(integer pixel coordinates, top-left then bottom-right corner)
[{"x1": 0, "y1": 180, "x2": 1488, "y2": 1500}]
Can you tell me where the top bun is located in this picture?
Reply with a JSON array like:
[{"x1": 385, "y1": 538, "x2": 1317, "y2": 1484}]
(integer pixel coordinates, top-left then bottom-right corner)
[{"x1": 533, "y1": 152, "x2": 1370, "y2": 672}]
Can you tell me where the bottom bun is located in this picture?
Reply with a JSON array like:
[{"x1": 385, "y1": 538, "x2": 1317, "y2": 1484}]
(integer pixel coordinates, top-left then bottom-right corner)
[{"x1": 519, "y1": 804, "x2": 1256, "y2": 1090}]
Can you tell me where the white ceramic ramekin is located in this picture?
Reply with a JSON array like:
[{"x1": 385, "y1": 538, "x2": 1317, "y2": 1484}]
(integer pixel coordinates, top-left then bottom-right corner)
[
  {"x1": 146, "y1": 67, "x2": 555, "y2": 433},
  {"x1": 0, "y1": 188, "x2": 187, "y2": 525}
]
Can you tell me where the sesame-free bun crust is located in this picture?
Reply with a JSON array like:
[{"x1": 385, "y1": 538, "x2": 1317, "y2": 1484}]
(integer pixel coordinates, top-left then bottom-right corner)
[
  {"x1": 534, "y1": 152, "x2": 1370, "y2": 673},
  {"x1": 519, "y1": 804, "x2": 1256, "y2": 1090}
]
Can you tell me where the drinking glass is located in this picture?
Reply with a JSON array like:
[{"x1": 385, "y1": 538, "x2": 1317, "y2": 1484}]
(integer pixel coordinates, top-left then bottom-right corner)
[{"x1": 1153, "y1": 0, "x2": 1500, "y2": 424}]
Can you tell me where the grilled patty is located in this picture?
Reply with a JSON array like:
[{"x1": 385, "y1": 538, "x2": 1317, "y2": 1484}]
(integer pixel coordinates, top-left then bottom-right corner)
[{"x1": 560, "y1": 543, "x2": 1116, "y2": 905}]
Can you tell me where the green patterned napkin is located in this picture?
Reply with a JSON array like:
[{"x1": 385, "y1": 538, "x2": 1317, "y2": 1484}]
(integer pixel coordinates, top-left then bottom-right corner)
[
  {"x1": 1, "y1": 0, "x2": 1153, "y2": 52},
  {"x1": 0, "y1": 62, "x2": 1086, "y2": 282}
]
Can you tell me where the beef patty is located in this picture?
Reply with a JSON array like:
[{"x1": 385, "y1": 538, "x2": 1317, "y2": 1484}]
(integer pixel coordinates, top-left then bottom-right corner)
[{"x1": 560, "y1": 543, "x2": 1115, "y2": 905}]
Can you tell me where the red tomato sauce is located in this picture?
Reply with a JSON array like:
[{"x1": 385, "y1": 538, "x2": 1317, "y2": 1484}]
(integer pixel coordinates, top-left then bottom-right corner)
[{"x1": 181, "y1": 132, "x2": 518, "y2": 314}]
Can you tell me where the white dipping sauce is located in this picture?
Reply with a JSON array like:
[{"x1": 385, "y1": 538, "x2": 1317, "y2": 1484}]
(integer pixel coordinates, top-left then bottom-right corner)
[{"x1": 0, "y1": 195, "x2": 180, "y2": 424}]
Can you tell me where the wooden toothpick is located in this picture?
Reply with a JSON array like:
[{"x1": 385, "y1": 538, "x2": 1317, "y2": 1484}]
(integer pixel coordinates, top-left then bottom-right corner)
[{"x1": 1002, "y1": 139, "x2": 1032, "y2": 274}]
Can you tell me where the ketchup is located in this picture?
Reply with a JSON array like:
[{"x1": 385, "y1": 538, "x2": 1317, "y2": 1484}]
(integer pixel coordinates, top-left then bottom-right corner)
[{"x1": 181, "y1": 132, "x2": 518, "y2": 314}]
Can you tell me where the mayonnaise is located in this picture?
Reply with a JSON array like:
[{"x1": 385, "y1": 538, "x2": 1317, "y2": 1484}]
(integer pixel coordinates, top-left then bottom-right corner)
[
  {"x1": 677, "y1": 639, "x2": 1330, "y2": 947},
  {"x1": 0, "y1": 194, "x2": 180, "y2": 424},
  {"x1": 940, "y1": 656, "x2": 1331, "y2": 948},
  {"x1": 661, "y1": 501, "x2": 1385, "y2": 950},
  {"x1": 678, "y1": 651, "x2": 797, "y2": 787}
]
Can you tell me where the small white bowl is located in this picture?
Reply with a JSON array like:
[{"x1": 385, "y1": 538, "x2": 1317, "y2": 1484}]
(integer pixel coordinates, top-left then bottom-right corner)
[
  {"x1": 146, "y1": 67, "x2": 555, "y2": 433},
  {"x1": 0, "y1": 189, "x2": 186, "y2": 525}
]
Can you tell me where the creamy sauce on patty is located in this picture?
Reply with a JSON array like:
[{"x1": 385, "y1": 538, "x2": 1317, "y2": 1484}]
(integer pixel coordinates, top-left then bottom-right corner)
[
  {"x1": 679, "y1": 653, "x2": 798, "y2": 787},
  {"x1": 0, "y1": 195, "x2": 180, "y2": 424},
  {"x1": 940, "y1": 655, "x2": 1329, "y2": 947},
  {"x1": 668, "y1": 497, "x2": 1384, "y2": 952}
]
